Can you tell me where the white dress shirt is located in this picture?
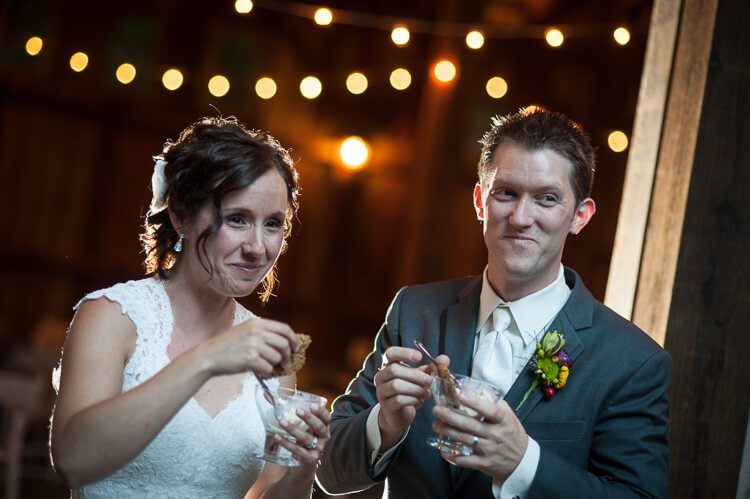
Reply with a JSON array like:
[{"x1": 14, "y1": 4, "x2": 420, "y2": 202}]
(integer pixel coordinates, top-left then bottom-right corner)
[
  {"x1": 365, "y1": 265, "x2": 571, "y2": 499},
  {"x1": 475, "y1": 265, "x2": 570, "y2": 499}
]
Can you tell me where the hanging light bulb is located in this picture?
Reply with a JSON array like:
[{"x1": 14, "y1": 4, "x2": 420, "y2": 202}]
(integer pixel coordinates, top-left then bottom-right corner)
[
  {"x1": 314, "y1": 7, "x2": 333, "y2": 25},
  {"x1": 391, "y1": 25, "x2": 410, "y2": 46}
]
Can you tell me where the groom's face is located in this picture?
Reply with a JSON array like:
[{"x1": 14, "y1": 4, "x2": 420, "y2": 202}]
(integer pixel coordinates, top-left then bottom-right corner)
[{"x1": 475, "y1": 143, "x2": 593, "y2": 295}]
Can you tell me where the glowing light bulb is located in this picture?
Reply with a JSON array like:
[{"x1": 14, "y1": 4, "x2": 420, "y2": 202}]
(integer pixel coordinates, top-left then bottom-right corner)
[
  {"x1": 466, "y1": 31, "x2": 484, "y2": 49},
  {"x1": 25, "y1": 36, "x2": 43, "y2": 56},
  {"x1": 486, "y1": 77, "x2": 508, "y2": 99},
  {"x1": 162, "y1": 68, "x2": 184, "y2": 90},
  {"x1": 300, "y1": 76, "x2": 322, "y2": 99},
  {"x1": 433, "y1": 60, "x2": 456, "y2": 83},
  {"x1": 545, "y1": 28, "x2": 564, "y2": 47},
  {"x1": 346, "y1": 72, "x2": 368, "y2": 94},
  {"x1": 391, "y1": 26, "x2": 410, "y2": 46},
  {"x1": 235, "y1": 0, "x2": 253, "y2": 14},
  {"x1": 208, "y1": 75, "x2": 230, "y2": 97},
  {"x1": 314, "y1": 8, "x2": 333, "y2": 25},
  {"x1": 608, "y1": 131, "x2": 629, "y2": 152},
  {"x1": 390, "y1": 68, "x2": 411, "y2": 90},
  {"x1": 69, "y1": 52, "x2": 89, "y2": 72},
  {"x1": 614, "y1": 27, "x2": 631, "y2": 45},
  {"x1": 255, "y1": 77, "x2": 277, "y2": 99},
  {"x1": 116, "y1": 63, "x2": 136, "y2": 84},
  {"x1": 340, "y1": 136, "x2": 369, "y2": 170}
]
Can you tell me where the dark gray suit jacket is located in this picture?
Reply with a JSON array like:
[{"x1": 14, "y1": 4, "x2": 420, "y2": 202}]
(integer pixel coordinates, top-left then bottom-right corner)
[{"x1": 316, "y1": 268, "x2": 671, "y2": 498}]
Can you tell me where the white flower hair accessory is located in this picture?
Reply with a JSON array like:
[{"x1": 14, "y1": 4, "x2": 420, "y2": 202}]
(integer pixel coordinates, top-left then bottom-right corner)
[{"x1": 149, "y1": 148, "x2": 169, "y2": 215}]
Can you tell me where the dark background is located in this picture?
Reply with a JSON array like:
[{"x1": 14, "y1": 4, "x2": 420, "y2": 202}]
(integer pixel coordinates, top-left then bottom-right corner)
[{"x1": 0, "y1": 0, "x2": 653, "y2": 495}]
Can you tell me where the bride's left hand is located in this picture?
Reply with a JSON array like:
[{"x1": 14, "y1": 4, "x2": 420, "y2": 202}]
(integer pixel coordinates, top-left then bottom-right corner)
[{"x1": 275, "y1": 402, "x2": 331, "y2": 468}]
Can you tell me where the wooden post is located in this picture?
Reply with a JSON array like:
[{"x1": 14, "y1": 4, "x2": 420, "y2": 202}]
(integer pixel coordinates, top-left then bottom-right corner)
[{"x1": 606, "y1": 0, "x2": 750, "y2": 495}]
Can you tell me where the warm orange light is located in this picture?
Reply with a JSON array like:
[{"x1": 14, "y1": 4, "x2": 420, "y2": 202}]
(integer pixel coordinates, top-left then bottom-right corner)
[
  {"x1": 340, "y1": 136, "x2": 369, "y2": 170},
  {"x1": 486, "y1": 77, "x2": 508, "y2": 99},
  {"x1": 255, "y1": 77, "x2": 277, "y2": 99},
  {"x1": 465, "y1": 31, "x2": 484, "y2": 49},
  {"x1": 25, "y1": 36, "x2": 43, "y2": 56},
  {"x1": 116, "y1": 63, "x2": 136, "y2": 84},
  {"x1": 608, "y1": 131, "x2": 629, "y2": 152},
  {"x1": 235, "y1": 0, "x2": 253, "y2": 14},
  {"x1": 69, "y1": 52, "x2": 89, "y2": 72},
  {"x1": 389, "y1": 68, "x2": 411, "y2": 90},
  {"x1": 391, "y1": 25, "x2": 410, "y2": 46},
  {"x1": 613, "y1": 27, "x2": 631, "y2": 45},
  {"x1": 300, "y1": 76, "x2": 322, "y2": 99},
  {"x1": 314, "y1": 8, "x2": 333, "y2": 25},
  {"x1": 346, "y1": 72, "x2": 368, "y2": 94},
  {"x1": 162, "y1": 68, "x2": 184, "y2": 90},
  {"x1": 433, "y1": 60, "x2": 456, "y2": 82},
  {"x1": 545, "y1": 28, "x2": 564, "y2": 47},
  {"x1": 208, "y1": 75, "x2": 230, "y2": 97}
]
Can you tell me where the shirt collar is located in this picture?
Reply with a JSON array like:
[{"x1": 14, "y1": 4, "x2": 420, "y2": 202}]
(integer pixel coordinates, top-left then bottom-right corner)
[{"x1": 477, "y1": 264, "x2": 571, "y2": 345}]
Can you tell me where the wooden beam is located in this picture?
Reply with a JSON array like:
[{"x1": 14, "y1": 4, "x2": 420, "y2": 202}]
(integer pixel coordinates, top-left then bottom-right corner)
[
  {"x1": 604, "y1": 0, "x2": 682, "y2": 325},
  {"x1": 631, "y1": 0, "x2": 719, "y2": 345}
]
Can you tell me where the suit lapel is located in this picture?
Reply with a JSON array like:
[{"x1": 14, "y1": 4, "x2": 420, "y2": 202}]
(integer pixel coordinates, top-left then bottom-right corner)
[
  {"x1": 506, "y1": 268, "x2": 593, "y2": 421},
  {"x1": 440, "y1": 276, "x2": 481, "y2": 377}
]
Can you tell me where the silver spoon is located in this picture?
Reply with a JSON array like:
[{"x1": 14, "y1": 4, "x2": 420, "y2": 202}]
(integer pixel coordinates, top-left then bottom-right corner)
[
  {"x1": 253, "y1": 372, "x2": 283, "y2": 419},
  {"x1": 413, "y1": 339, "x2": 460, "y2": 388}
]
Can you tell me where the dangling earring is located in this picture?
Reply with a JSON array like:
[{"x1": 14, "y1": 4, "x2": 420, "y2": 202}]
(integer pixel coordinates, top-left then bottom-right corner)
[{"x1": 174, "y1": 233, "x2": 184, "y2": 253}]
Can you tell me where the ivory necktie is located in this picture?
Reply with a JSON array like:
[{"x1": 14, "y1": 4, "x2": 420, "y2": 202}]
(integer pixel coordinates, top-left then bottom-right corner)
[{"x1": 472, "y1": 307, "x2": 514, "y2": 397}]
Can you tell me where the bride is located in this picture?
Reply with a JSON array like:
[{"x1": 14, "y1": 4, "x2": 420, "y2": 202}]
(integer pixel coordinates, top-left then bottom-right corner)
[{"x1": 50, "y1": 116, "x2": 330, "y2": 498}]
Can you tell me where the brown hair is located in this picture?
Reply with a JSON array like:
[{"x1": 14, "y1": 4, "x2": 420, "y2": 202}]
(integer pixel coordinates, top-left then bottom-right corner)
[
  {"x1": 140, "y1": 116, "x2": 299, "y2": 303},
  {"x1": 478, "y1": 107, "x2": 595, "y2": 204}
]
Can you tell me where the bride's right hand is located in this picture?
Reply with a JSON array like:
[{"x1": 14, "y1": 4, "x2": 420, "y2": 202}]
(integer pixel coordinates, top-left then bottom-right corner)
[{"x1": 199, "y1": 318, "x2": 298, "y2": 377}]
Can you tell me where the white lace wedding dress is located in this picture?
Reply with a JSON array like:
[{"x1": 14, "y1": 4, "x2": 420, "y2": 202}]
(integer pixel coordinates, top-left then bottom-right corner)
[{"x1": 68, "y1": 278, "x2": 275, "y2": 498}]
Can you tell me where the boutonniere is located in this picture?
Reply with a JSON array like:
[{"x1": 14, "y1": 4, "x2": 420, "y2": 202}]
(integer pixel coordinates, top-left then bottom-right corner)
[{"x1": 516, "y1": 330, "x2": 572, "y2": 411}]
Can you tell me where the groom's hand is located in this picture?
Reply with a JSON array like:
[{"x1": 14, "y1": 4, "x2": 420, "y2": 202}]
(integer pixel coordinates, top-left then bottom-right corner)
[{"x1": 374, "y1": 346, "x2": 434, "y2": 450}]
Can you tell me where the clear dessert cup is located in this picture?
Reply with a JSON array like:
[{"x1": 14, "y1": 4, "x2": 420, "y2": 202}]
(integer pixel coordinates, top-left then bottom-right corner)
[
  {"x1": 254, "y1": 384, "x2": 327, "y2": 466},
  {"x1": 426, "y1": 374, "x2": 502, "y2": 456}
]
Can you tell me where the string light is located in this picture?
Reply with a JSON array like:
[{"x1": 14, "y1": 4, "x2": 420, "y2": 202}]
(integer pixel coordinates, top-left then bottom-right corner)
[
  {"x1": 208, "y1": 75, "x2": 230, "y2": 97},
  {"x1": 389, "y1": 68, "x2": 411, "y2": 90},
  {"x1": 391, "y1": 25, "x2": 410, "y2": 46},
  {"x1": 340, "y1": 136, "x2": 369, "y2": 170},
  {"x1": 545, "y1": 28, "x2": 564, "y2": 47},
  {"x1": 115, "y1": 63, "x2": 136, "y2": 84},
  {"x1": 25, "y1": 36, "x2": 43, "y2": 56},
  {"x1": 69, "y1": 52, "x2": 89, "y2": 72},
  {"x1": 314, "y1": 7, "x2": 333, "y2": 25},
  {"x1": 613, "y1": 27, "x2": 630, "y2": 45},
  {"x1": 255, "y1": 77, "x2": 277, "y2": 99},
  {"x1": 524, "y1": 105, "x2": 539, "y2": 113},
  {"x1": 433, "y1": 60, "x2": 456, "y2": 83},
  {"x1": 162, "y1": 68, "x2": 184, "y2": 90},
  {"x1": 300, "y1": 75, "x2": 322, "y2": 98},
  {"x1": 235, "y1": 0, "x2": 253, "y2": 14},
  {"x1": 608, "y1": 131, "x2": 629, "y2": 152},
  {"x1": 346, "y1": 72, "x2": 368, "y2": 94},
  {"x1": 486, "y1": 77, "x2": 508, "y2": 99},
  {"x1": 465, "y1": 30, "x2": 484, "y2": 49}
]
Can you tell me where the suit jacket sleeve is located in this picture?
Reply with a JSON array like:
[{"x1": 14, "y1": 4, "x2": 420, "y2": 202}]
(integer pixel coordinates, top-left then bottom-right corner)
[
  {"x1": 315, "y1": 287, "x2": 408, "y2": 495},
  {"x1": 529, "y1": 346, "x2": 671, "y2": 498}
]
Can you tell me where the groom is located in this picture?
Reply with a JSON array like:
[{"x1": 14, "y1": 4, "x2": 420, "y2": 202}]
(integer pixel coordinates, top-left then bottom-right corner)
[{"x1": 316, "y1": 108, "x2": 671, "y2": 498}]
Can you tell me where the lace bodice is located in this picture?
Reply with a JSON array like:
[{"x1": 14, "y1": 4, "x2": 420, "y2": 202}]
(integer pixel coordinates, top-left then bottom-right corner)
[{"x1": 73, "y1": 278, "x2": 275, "y2": 498}]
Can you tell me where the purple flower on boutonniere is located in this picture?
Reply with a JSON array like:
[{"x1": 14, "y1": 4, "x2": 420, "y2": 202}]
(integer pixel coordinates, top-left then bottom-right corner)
[{"x1": 516, "y1": 330, "x2": 572, "y2": 411}]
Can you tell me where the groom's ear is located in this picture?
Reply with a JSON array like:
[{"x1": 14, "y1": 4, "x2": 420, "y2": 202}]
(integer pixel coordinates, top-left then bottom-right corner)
[{"x1": 473, "y1": 183, "x2": 484, "y2": 221}]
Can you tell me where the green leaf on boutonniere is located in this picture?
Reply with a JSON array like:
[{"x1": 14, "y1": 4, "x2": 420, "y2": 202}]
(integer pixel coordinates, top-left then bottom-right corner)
[{"x1": 516, "y1": 330, "x2": 572, "y2": 411}]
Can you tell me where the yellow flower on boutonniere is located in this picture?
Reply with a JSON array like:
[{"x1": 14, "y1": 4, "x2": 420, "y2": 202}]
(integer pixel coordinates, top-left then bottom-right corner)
[{"x1": 516, "y1": 330, "x2": 573, "y2": 411}]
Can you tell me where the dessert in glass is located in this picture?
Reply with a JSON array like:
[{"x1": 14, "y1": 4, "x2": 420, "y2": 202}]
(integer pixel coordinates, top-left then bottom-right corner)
[
  {"x1": 254, "y1": 384, "x2": 327, "y2": 466},
  {"x1": 426, "y1": 374, "x2": 502, "y2": 456}
]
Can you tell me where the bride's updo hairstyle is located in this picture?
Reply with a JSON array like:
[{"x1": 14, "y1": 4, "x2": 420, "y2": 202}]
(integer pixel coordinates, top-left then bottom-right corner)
[{"x1": 141, "y1": 116, "x2": 299, "y2": 302}]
